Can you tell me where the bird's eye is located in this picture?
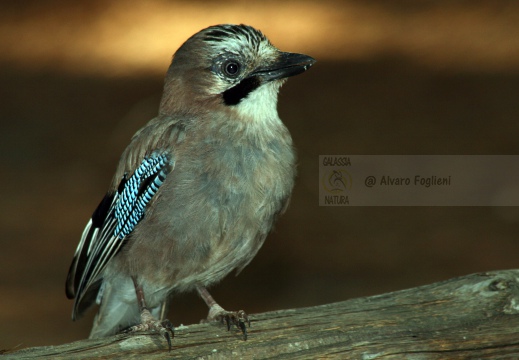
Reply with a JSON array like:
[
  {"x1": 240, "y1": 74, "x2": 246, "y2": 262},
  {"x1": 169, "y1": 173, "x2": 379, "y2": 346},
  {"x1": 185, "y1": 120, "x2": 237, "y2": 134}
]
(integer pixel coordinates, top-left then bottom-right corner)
[{"x1": 223, "y1": 60, "x2": 240, "y2": 77}]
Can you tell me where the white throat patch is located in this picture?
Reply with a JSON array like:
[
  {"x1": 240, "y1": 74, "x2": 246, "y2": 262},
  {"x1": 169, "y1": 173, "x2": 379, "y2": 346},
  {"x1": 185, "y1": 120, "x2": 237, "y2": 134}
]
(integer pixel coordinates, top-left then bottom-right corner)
[{"x1": 234, "y1": 81, "x2": 283, "y2": 126}]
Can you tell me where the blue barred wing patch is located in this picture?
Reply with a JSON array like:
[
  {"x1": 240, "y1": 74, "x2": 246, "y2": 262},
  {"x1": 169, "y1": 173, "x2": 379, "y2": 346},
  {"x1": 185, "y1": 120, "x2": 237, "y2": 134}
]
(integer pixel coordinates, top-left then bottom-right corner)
[
  {"x1": 115, "y1": 153, "x2": 170, "y2": 238},
  {"x1": 66, "y1": 152, "x2": 172, "y2": 319}
]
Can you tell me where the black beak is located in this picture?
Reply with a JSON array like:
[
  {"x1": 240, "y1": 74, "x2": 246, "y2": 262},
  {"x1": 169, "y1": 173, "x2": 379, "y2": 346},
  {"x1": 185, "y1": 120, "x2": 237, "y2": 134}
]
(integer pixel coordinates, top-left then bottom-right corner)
[{"x1": 252, "y1": 52, "x2": 316, "y2": 82}]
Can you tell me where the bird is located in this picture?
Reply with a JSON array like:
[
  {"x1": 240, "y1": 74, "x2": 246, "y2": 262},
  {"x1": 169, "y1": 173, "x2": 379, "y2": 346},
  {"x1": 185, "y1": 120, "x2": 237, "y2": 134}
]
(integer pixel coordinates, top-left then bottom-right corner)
[{"x1": 65, "y1": 23, "x2": 315, "y2": 349}]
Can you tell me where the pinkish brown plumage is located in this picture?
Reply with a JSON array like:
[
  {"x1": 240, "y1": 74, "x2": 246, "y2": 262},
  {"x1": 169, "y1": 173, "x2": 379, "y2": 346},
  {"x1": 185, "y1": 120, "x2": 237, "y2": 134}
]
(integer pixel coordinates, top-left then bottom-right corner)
[{"x1": 66, "y1": 24, "x2": 315, "y2": 349}]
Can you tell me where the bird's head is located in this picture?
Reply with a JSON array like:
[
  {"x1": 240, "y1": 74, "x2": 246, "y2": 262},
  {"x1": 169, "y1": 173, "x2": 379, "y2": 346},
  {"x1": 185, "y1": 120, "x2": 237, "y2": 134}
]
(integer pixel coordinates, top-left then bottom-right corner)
[{"x1": 159, "y1": 24, "x2": 315, "y2": 123}]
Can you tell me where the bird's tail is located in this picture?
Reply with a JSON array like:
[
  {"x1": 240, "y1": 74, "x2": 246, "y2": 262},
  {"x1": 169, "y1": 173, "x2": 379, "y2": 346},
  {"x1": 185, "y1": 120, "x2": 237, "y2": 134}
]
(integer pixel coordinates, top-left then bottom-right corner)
[
  {"x1": 89, "y1": 277, "x2": 169, "y2": 338},
  {"x1": 89, "y1": 277, "x2": 140, "y2": 338}
]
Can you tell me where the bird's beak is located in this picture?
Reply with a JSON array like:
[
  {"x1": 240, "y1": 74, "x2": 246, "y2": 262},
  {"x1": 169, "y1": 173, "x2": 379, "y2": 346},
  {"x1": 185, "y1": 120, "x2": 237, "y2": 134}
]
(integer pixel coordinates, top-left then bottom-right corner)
[{"x1": 252, "y1": 52, "x2": 316, "y2": 82}]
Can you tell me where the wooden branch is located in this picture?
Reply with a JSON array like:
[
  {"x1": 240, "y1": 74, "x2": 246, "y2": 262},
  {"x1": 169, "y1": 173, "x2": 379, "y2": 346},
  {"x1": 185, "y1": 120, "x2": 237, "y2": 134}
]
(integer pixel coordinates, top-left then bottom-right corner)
[{"x1": 5, "y1": 270, "x2": 519, "y2": 359}]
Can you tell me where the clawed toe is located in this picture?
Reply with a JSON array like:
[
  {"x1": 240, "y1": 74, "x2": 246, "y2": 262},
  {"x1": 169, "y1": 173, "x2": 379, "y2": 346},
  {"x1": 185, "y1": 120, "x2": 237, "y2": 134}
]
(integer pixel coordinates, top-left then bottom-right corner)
[
  {"x1": 124, "y1": 308, "x2": 175, "y2": 350},
  {"x1": 213, "y1": 309, "x2": 250, "y2": 340},
  {"x1": 196, "y1": 286, "x2": 251, "y2": 340},
  {"x1": 159, "y1": 319, "x2": 175, "y2": 350}
]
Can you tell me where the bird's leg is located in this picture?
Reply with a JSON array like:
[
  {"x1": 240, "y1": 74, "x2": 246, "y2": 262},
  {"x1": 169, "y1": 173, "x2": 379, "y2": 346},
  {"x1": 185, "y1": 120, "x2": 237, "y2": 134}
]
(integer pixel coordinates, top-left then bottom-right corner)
[
  {"x1": 125, "y1": 277, "x2": 174, "y2": 350},
  {"x1": 196, "y1": 285, "x2": 250, "y2": 340}
]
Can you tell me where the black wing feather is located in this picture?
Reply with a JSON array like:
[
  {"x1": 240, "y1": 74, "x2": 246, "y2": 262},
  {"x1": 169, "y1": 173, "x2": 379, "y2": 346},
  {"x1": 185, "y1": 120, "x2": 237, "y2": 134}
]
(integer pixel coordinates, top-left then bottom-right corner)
[{"x1": 65, "y1": 153, "x2": 172, "y2": 319}]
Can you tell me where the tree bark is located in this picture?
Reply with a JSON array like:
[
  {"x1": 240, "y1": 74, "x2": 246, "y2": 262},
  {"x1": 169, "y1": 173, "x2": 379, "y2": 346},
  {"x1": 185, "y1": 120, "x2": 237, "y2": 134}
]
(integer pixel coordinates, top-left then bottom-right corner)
[{"x1": 5, "y1": 270, "x2": 519, "y2": 359}]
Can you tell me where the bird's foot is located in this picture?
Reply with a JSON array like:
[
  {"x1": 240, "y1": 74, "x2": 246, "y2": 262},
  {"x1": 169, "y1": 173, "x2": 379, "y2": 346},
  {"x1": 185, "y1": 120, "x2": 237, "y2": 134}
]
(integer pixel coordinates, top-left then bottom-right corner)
[
  {"x1": 206, "y1": 303, "x2": 250, "y2": 340},
  {"x1": 125, "y1": 307, "x2": 174, "y2": 350}
]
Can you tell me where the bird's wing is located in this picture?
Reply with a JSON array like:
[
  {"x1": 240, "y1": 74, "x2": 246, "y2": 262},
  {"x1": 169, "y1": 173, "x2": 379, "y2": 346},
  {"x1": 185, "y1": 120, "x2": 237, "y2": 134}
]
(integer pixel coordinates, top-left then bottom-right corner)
[{"x1": 66, "y1": 152, "x2": 173, "y2": 319}]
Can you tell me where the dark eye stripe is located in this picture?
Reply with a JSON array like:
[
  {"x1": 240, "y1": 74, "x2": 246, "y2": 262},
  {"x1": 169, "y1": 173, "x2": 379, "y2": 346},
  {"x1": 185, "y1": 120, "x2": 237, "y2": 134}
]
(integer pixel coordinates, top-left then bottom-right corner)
[{"x1": 222, "y1": 76, "x2": 261, "y2": 106}]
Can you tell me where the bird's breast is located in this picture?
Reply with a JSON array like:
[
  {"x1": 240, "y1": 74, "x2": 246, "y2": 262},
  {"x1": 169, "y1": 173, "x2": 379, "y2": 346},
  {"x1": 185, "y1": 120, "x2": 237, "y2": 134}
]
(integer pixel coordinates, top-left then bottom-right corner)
[{"x1": 126, "y1": 121, "x2": 295, "y2": 293}]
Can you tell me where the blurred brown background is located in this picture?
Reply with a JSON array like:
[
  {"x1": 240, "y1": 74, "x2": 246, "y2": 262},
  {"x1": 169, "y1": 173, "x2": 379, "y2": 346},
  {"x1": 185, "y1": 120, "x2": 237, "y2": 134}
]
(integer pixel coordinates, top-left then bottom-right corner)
[{"x1": 2, "y1": 0, "x2": 519, "y2": 350}]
